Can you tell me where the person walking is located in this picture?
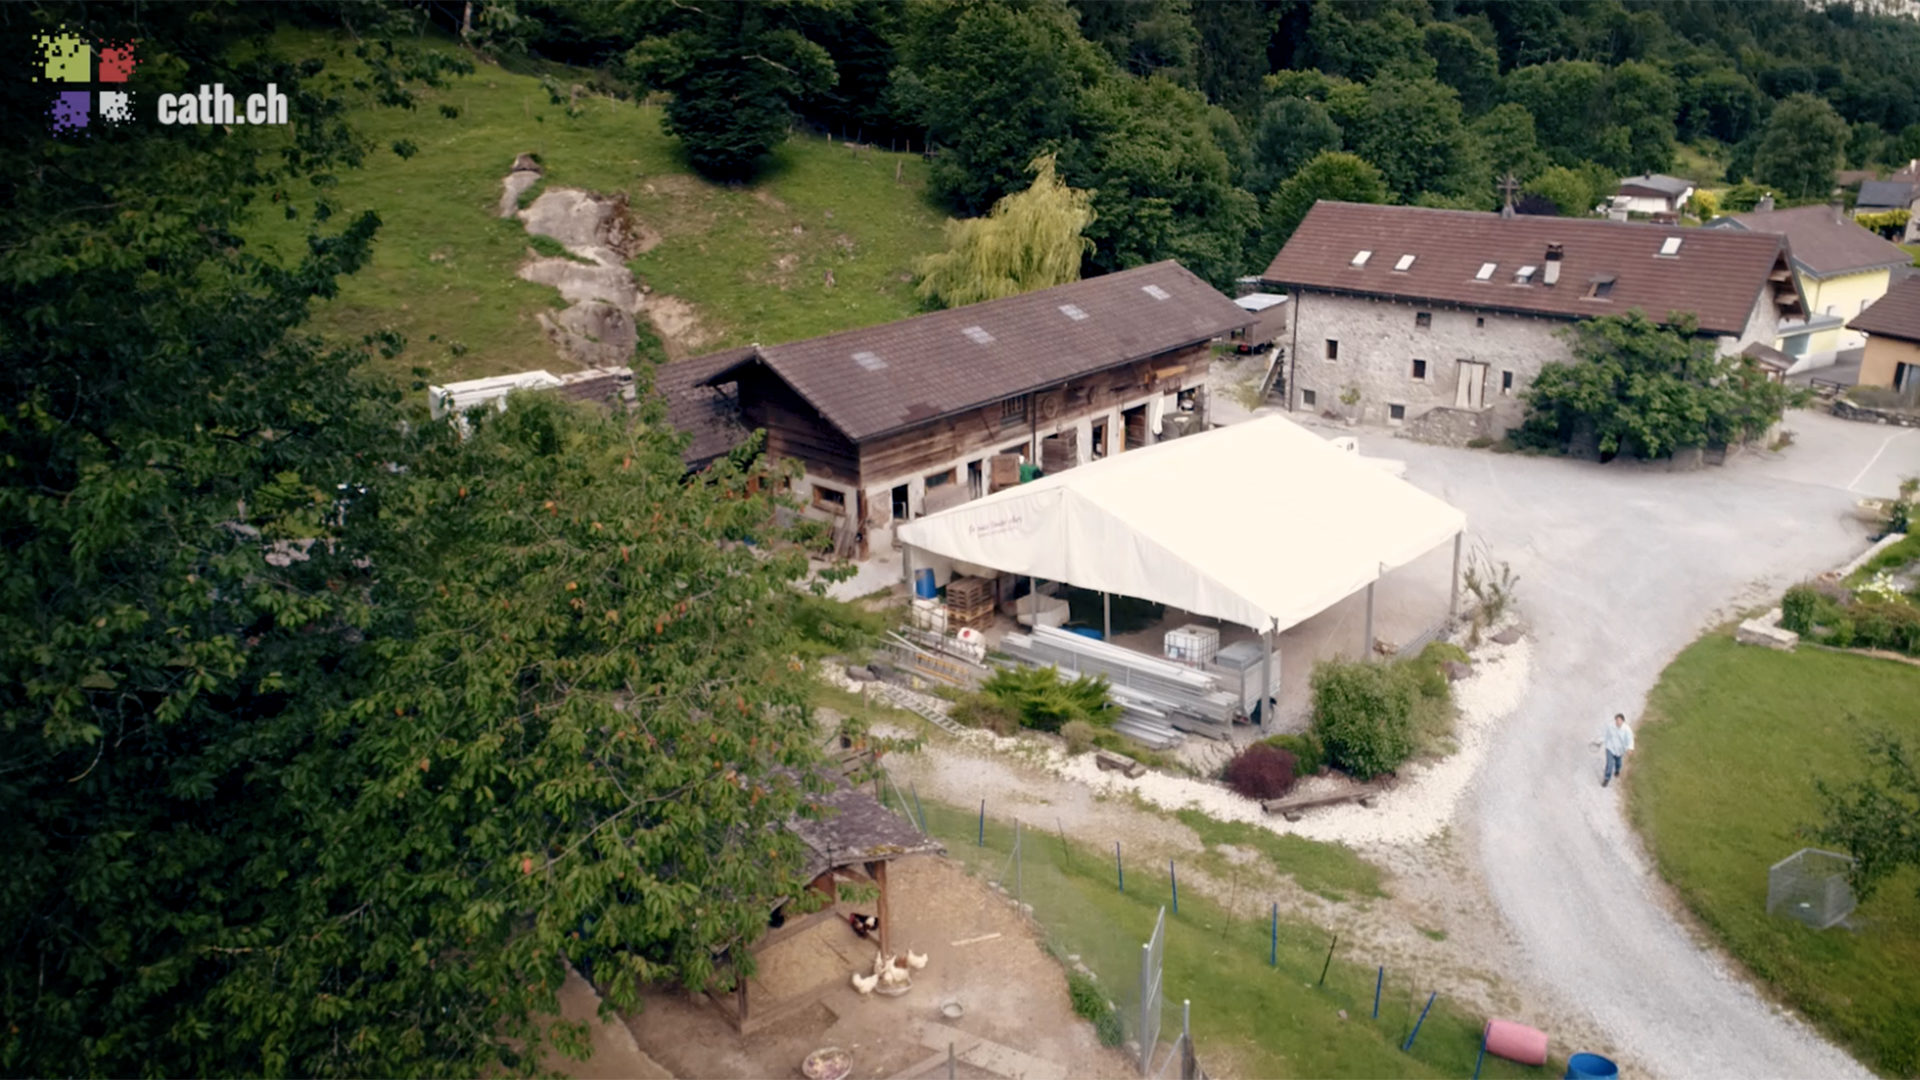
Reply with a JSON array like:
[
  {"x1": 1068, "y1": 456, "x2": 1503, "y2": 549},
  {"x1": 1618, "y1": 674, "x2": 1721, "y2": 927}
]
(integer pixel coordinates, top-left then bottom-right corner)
[{"x1": 1602, "y1": 713, "x2": 1635, "y2": 787}]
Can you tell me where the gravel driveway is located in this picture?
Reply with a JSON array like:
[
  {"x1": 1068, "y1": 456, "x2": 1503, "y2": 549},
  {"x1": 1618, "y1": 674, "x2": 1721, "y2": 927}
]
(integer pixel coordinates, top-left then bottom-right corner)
[{"x1": 1376, "y1": 409, "x2": 1917, "y2": 1079}]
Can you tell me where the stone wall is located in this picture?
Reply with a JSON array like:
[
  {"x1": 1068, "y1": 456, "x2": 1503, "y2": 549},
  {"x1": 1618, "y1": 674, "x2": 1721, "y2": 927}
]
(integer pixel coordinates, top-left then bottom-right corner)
[
  {"x1": 1286, "y1": 291, "x2": 1575, "y2": 437},
  {"x1": 1401, "y1": 405, "x2": 1490, "y2": 447},
  {"x1": 1832, "y1": 398, "x2": 1920, "y2": 428}
]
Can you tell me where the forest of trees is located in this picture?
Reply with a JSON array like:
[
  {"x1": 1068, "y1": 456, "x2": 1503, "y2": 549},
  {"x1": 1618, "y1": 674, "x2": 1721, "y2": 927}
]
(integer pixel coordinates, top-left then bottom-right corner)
[{"x1": 489, "y1": 0, "x2": 1920, "y2": 289}]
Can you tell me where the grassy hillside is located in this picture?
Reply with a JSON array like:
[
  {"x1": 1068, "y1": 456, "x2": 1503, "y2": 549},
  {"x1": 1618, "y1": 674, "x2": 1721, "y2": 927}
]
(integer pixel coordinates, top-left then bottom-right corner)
[{"x1": 250, "y1": 32, "x2": 945, "y2": 383}]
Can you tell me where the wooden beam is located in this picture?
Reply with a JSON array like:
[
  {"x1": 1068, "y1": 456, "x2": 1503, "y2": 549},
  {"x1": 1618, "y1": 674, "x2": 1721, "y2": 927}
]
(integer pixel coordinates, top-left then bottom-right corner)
[{"x1": 868, "y1": 859, "x2": 892, "y2": 956}]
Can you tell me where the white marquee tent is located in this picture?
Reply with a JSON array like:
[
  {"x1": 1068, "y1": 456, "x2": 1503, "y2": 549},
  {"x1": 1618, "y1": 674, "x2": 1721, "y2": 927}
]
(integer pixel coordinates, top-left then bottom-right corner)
[{"x1": 895, "y1": 415, "x2": 1468, "y2": 643}]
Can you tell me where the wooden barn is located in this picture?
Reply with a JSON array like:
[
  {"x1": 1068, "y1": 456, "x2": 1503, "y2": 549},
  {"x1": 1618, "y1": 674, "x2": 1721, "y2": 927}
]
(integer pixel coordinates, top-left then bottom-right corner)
[{"x1": 656, "y1": 262, "x2": 1254, "y2": 559}]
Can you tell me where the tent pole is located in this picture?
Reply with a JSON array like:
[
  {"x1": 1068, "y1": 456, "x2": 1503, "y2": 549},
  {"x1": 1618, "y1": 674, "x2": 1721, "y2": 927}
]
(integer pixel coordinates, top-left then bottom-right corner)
[
  {"x1": 1449, "y1": 532, "x2": 1463, "y2": 621},
  {"x1": 1261, "y1": 622, "x2": 1275, "y2": 731},
  {"x1": 1103, "y1": 591, "x2": 1112, "y2": 640},
  {"x1": 1363, "y1": 582, "x2": 1376, "y2": 662},
  {"x1": 902, "y1": 543, "x2": 913, "y2": 594}
]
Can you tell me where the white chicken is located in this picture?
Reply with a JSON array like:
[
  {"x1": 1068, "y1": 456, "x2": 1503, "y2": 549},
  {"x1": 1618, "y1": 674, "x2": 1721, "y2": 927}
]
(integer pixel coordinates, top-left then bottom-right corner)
[
  {"x1": 851, "y1": 971, "x2": 879, "y2": 995},
  {"x1": 872, "y1": 949, "x2": 890, "y2": 977},
  {"x1": 905, "y1": 949, "x2": 928, "y2": 970},
  {"x1": 881, "y1": 962, "x2": 910, "y2": 987}
]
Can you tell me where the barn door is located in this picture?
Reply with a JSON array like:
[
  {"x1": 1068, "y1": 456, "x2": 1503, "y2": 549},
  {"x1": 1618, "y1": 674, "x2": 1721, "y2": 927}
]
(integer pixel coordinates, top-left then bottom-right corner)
[{"x1": 1455, "y1": 361, "x2": 1489, "y2": 409}]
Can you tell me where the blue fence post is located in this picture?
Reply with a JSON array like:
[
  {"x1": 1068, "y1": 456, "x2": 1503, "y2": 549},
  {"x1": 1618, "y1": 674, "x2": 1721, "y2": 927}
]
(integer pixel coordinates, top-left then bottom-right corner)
[
  {"x1": 1115, "y1": 842, "x2": 1124, "y2": 892},
  {"x1": 1401, "y1": 991, "x2": 1436, "y2": 1053},
  {"x1": 1472, "y1": 1024, "x2": 1488, "y2": 1080},
  {"x1": 1269, "y1": 904, "x2": 1278, "y2": 967},
  {"x1": 1170, "y1": 859, "x2": 1178, "y2": 914},
  {"x1": 1372, "y1": 967, "x2": 1383, "y2": 1020},
  {"x1": 910, "y1": 781, "x2": 928, "y2": 832},
  {"x1": 977, "y1": 799, "x2": 985, "y2": 846}
]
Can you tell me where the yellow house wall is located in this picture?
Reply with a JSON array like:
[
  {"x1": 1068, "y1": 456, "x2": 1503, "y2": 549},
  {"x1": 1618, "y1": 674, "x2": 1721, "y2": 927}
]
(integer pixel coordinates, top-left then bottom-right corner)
[
  {"x1": 1804, "y1": 268, "x2": 1893, "y2": 349},
  {"x1": 1858, "y1": 335, "x2": 1920, "y2": 389}
]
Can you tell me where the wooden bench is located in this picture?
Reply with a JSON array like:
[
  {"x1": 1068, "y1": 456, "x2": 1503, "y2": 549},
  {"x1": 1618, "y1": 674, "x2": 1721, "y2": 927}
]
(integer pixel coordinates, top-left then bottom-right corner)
[{"x1": 1261, "y1": 781, "x2": 1390, "y2": 821}]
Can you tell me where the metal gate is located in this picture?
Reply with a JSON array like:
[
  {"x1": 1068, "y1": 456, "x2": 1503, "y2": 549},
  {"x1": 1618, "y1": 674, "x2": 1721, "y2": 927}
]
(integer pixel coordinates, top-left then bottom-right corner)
[{"x1": 1138, "y1": 906, "x2": 1166, "y2": 1075}]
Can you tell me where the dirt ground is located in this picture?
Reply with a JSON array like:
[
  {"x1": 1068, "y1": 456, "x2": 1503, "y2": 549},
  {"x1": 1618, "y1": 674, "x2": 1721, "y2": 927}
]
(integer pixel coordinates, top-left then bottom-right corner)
[{"x1": 626, "y1": 856, "x2": 1136, "y2": 1080}]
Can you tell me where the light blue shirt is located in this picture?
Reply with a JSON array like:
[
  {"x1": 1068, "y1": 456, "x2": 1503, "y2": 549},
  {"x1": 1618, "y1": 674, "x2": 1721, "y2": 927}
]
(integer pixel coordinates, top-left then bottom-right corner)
[{"x1": 1604, "y1": 722, "x2": 1635, "y2": 757}]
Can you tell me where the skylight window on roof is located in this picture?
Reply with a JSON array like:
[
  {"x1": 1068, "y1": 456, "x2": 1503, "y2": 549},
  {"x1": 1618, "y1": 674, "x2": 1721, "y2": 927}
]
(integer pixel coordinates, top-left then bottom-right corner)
[
  {"x1": 1059, "y1": 303, "x2": 1089, "y2": 321},
  {"x1": 1515, "y1": 265, "x2": 1538, "y2": 284},
  {"x1": 1475, "y1": 262, "x2": 1497, "y2": 281},
  {"x1": 1659, "y1": 236, "x2": 1683, "y2": 256},
  {"x1": 962, "y1": 326, "x2": 995, "y2": 345},
  {"x1": 1394, "y1": 254, "x2": 1416, "y2": 271},
  {"x1": 852, "y1": 351, "x2": 887, "y2": 371},
  {"x1": 1350, "y1": 250, "x2": 1373, "y2": 268},
  {"x1": 1141, "y1": 284, "x2": 1171, "y2": 300}
]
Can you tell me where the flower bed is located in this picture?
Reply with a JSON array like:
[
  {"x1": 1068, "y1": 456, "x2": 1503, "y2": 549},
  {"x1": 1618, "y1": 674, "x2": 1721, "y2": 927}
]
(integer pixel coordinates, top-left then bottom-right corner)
[{"x1": 1781, "y1": 534, "x2": 1920, "y2": 657}]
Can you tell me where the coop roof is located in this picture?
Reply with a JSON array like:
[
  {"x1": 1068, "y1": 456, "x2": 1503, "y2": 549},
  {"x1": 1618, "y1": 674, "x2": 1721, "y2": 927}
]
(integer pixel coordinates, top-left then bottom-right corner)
[
  {"x1": 653, "y1": 349, "x2": 753, "y2": 467},
  {"x1": 681, "y1": 262, "x2": 1253, "y2": 444},
  {"x1": 785, "y1": 774, "x2": 944, "y2": 880}
]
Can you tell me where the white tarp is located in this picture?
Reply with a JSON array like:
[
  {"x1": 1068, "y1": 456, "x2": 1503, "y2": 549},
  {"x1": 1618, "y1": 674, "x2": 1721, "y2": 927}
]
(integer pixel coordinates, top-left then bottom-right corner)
[{"x1": 895, "y1": 415, "x2": 1466, "y2": 632}]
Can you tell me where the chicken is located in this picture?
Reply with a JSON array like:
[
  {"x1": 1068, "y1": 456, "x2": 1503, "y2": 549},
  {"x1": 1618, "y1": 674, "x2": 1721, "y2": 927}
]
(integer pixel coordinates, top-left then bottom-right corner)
[
  {"x1": 846, "y1": 912, "x2": 880, "y2": 939},
  {"x1": 880, "y1": 962, "x2": 909, "y2": 986},
  {"x1": 906, "y1": 949, "x2": 928, "y2": 970},
  {"x1": 851, "y1": 971, "x2": 878, "y2": 995},
  {"x1": 872, "y1": 949, "x2": 889, "y2": 977}
]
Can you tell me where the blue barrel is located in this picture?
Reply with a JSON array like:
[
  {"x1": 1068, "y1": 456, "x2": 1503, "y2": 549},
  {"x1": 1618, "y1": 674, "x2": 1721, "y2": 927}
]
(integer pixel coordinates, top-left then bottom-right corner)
[
  {"x1": 1565, "y1": 1053, "x2": 1618, "y2": 1080},
  {"x1": 1069, "y1": 627, "x2": 1103, "y2": 640},
  {"x1": 913, "y1": 568, "x2": 937, "y2": 599}
]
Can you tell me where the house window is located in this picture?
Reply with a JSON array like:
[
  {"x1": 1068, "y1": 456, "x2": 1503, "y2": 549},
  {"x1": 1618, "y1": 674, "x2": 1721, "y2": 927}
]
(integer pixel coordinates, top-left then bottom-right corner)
[
  {"x1": 1586, "y1": 278, "x2": 1615, "y2": 299},
  {"x1": 1001, "y1": 397, "x2": 1026, "y2": 426},
  {"x1": 1388, "y1": 404, "x2": 1406, "y2": 423},
  {"x1": 926, "y1": 469, "x2": 954, "y2": 488},
  {"x1": 1301, "y1": 388, "x2": 1317, "y2": 407},
  {"x1": 1501, "y1": 370, "x2": 1514, "y2": 394},
  {"x1": 1325, "y1": 339, "x2": 1339, "y2": 360},
  {"x1": 1475, "y1": 316, "x2": 1486, "y2": 329},
  {"x1": 891, "y1": 484, "x2": 910, "y2": 521},
  {"x1": 812, "y1": 486, "x2": 845, "y2": 510},
  {"x1": 1412, "y1": 359, "x2": 1428, "y2": 380},
  {"x1": 1416, "y1": 312, "x2": 1432, "y2": 329}
]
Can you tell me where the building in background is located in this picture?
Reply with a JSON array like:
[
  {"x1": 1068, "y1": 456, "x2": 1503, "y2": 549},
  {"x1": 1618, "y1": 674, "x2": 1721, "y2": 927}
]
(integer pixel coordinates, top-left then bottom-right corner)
[
  {"x1": 1613, "y1": 174, "x2": 1696, "y2": 216},
  {"x1": 1850, "y1": 277, "x2": 1920, "y2": 393},
  {"x1": 1260, "y1": 201, "x2": 1804, "y2": 445}
]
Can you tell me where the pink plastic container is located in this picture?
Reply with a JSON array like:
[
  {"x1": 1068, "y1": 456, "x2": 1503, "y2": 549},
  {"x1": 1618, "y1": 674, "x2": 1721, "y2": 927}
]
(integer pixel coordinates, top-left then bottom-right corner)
[{"x1": 1483, "y1": 1019, "x2": 1549, "y2": 1066}]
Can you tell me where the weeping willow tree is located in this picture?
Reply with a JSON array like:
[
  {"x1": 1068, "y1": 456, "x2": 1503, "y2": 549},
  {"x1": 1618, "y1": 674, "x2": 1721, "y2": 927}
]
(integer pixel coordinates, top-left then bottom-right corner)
[{"x1": 914, "y1": 153, "x2": 1096, "y2": 308}]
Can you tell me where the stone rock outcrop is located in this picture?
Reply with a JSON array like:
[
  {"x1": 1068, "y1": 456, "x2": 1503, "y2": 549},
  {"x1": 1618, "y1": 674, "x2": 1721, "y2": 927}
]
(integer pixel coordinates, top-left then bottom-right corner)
[
  {"x1": 1736, "y1": 607, "x2": 1799, "y2": 651},
  {"x1": 498, "y1": 152, "x2": 544, "y2": 219}
]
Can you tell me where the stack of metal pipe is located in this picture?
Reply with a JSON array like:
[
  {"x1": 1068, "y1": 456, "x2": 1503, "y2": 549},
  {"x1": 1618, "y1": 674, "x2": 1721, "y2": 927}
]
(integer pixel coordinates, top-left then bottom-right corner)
[{"x1": 997, "y1": 625, "x2": 1240, "y2": 748}]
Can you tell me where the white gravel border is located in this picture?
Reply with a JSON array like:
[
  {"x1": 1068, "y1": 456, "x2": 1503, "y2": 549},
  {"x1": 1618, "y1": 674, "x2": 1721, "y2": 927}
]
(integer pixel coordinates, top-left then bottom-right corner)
[{"x1": 828, "y1": 630, "x2": 1532, "y2": 847}]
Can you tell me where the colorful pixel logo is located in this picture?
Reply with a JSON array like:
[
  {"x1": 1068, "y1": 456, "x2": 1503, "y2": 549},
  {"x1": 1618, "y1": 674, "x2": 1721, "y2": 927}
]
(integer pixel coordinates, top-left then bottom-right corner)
[{"x1": 33, "y1": 27, "x2": 140, "y2": 135}]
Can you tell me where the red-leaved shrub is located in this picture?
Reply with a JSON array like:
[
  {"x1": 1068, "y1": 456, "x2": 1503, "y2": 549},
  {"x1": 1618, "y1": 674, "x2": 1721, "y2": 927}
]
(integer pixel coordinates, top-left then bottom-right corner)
[{"x1": 1223, "y1": 742, "x2": 1298, "y2": 800}]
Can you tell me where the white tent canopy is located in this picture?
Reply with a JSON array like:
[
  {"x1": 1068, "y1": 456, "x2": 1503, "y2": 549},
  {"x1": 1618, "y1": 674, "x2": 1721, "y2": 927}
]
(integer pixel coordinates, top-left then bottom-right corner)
[{"x1": 895, "y1": 415, "x2": 1467, "y2": 633}]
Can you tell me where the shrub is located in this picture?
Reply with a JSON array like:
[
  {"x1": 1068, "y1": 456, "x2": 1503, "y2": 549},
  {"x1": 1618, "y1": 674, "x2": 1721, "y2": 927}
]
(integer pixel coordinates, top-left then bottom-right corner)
[
  {"x1": 980, "y1": 666, "x2": 1117, "y2": 733},
  {"x1": 1263, "y1": 732, "x2": 1326, "y2": 776},
  {"x1": 1465, "y1": 436, "x2": 1495, "y2": 449},
  {"x1": 1223, "y1": 742, "x2": 1299, "y2": 800},
  {"x1": 1853, "y1": 601, "x2": 1920, "y2": 654},
  {"x1": 1060, "y1": 719, "x2": 1098, "y2": 756},
  {"x1": 1781, "y1": 584, "x2": 1820, "y2": 634},
  {"x1": 1830, "y1": 617, "x2": 1856, "y2": 648},
  {"x1": 1066, "y1": 971, "x2": 1124, "y2": 1047},
  {"x1": 1310, "y1": 660, "x2": 1418, "y2": 780},
  {"x1": 949, "y1": 692, "x2": 1020, "y2": 736}
]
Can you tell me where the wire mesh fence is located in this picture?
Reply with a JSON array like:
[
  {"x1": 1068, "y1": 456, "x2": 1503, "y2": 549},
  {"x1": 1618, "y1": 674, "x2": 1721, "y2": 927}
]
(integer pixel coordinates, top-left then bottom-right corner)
[
  {"x1": 879, "y1": 774, "x2": 1558, "y2": 1079},
  {"x1": 1767, "y1": 847, "x2": 1859, "y2": 930}
]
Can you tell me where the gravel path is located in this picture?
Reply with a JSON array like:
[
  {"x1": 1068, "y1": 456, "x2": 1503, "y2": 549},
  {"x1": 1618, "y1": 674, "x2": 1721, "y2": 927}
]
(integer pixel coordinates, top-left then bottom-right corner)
[{"x1": 1390, "y1": 409, "x2": 1908, "y2": 1080}]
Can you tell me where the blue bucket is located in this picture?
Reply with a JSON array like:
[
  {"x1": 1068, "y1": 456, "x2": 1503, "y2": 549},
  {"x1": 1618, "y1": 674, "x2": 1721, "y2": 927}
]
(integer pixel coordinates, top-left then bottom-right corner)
[
  {"x1": 1069, "y1": 627, "x2": 1103, "y2": 640},
  {"x1": 913, "y1": 568, "x2": 937, "y2": 599},
  {"x1": 1565, "y1": 1053, "x2": 1618, "y2": 1080}
]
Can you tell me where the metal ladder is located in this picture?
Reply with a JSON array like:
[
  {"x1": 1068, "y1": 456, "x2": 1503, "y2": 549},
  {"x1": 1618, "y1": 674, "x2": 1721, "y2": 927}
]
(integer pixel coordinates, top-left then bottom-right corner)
[{"x1": 869, "y1": 681, "x2": 966, "y2": 737}]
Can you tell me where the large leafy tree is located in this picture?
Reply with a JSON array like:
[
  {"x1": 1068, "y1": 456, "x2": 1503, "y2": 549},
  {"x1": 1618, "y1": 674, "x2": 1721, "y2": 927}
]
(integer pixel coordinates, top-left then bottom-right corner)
[
  {"x1": 627, "y1": 0, "x2": 836, "y2": 179},
  {"x1": 1247, "y1": 95, "x2": 1344, "y2": 197},
  {"x1": 1753, "y1": 92, "x2": 1850, "y2": 201},
  {"x1": 914, "y1": 154, "x2": 1096, "y2": 308},
  {"x1": 1191, "y1": 0, "x2": 1279, "y2": 122},
  {"x1": 1423, "y1": 20, "x2": 1500, "y2": 116},
  {"x1": 2, "y1": 4, "x2": 830, "y2": 1075},
  {"x1": 1813, "y1": 731, "x2": 1920, "y2": 904},
  {"x1": 1516, "y1": 311, "x2": 1793, "y2": 458},
  {"x1": 1070, "y1": 0, "x2": 1200, "y2": 84},
  {"x1": 1261, "y1": 150, "x2": 1387, "y2": 252},
  {"x1": 1330, "y1": 76, "x2": 1481, "y2": 203}
]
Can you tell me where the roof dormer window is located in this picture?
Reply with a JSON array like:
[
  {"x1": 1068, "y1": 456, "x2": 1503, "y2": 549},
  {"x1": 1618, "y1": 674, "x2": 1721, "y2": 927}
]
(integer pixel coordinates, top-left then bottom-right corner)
[
  {"x1": 962, "y1": 326, "x2": 995, "y2": 345},
  {"x1": 1350, "y1": 250, "x2": 1372, "y2": 268},
  {"x1": 852, "y1": 351, "x2": 887, "y2": 371},
  {"x1": 1141, "y1": 284, "x2": 1171, "y2": 300},
  {"x1": 1058, "y1": 303, "x2": 1089, "y2": 321},
  {"x1": 1658, "y1": 237, "x2": 1682, "y2": 257},
  {"x1": 1475, "y1": 262, "x2": 1497, "y2": 281},
  {"x1": 1514, "y1": 265, "x2": 1538, "y2": 285},
  {"x1": 1393, "y1": 254, "x2": 1416, "y2": 272}
]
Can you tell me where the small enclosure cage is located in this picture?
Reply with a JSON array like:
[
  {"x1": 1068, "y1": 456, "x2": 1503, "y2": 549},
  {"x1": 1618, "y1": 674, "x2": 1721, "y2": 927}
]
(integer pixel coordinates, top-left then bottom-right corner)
[{"x1": 1766, "y1": 848, "x2": 1858, "y2": 930}]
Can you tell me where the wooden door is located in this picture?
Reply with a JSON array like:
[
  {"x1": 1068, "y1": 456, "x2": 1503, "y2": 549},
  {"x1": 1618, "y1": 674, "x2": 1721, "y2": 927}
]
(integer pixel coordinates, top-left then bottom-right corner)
[{"x1": 1455, "y1": 361, "x2": 1488, "y2": 409}]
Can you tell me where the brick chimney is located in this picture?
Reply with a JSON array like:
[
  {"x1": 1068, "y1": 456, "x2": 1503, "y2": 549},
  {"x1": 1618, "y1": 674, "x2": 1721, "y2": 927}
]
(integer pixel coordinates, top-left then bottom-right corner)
[
  {"x1": 1756, "y1": 193, "x2": 1775, "y2": 213},
  {"x1": 1830, "y1": 189, "x2": 1846, "y2": 224}
]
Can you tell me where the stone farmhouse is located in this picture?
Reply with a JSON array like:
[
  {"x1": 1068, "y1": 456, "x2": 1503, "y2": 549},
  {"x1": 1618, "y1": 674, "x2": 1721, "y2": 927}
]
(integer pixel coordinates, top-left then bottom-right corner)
[
  {"x1": 657, "y1": 262, "x2": 1253, "y2": 560},
  {"x1": 1706, "y1": 201, "x2": 1915, "y2": 369},
  {"x1": 1259, "y1": 202, "x2": 1807, "y2": 444}
]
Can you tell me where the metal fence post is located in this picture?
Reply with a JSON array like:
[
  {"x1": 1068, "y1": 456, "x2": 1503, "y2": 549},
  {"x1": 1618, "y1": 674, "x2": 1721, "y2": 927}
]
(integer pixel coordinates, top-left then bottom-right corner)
[
  {"x1": 977, "y1": 799, "x2": 984, "y2": 846},
  {"x1": 1014, "y1": 819, "x2": 1023, "y2": 906},
  {"x1": 1138, "y1": 941, "x2": 1153, "y2": 1076},
  {"x1": 1269, "y1": 904, "x2": 1277, "y2": 967},
  {"x1": 1170, "y1": 860, "x2": 1178, "y2": 914},
  {"x1": 1116, "y1": 841, "x2": 1124, "y2": 892},
  {"x1": 1372, "y1": 966, "x2": 1382, "y2": 1019}
]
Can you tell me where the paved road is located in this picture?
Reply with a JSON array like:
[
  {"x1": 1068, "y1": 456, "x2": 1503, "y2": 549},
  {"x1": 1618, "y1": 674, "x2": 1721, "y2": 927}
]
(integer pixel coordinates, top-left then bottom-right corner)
[{"x1": 1379, "y1": 411, "x2": 1918, "y2": 1078}]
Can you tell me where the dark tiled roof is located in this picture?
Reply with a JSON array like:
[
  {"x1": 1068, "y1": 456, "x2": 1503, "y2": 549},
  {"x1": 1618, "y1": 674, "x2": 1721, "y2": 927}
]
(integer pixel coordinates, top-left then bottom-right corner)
[
  {"x1": 1741, "y1": 341, "x2": 1794, "y2": 371},
  {"x1": 1714, "y1": 205, "x2": 1914, "y2": 278},
  {"x1": 1617, "y1": 174, "x2": 1693, "y2": 197},
  {"x1": 683, "y1": 262, "x2": 1252, "y2": 443},
  {"x1": 653, "y1": 349, "x2": 751, "y2": 466},
  {"x1": 786, "y1": 775, "x2": 944, "y2": 880},
  {"x1": 1857, "y1": 180, "x2": 1916, "y2": 210},
  {"x1": 1850, "y1": 278, "x2": 1920, "y2": 344},
  {"x1": 1261, "y1": 202, "x2": 1797, "y2": 336}
]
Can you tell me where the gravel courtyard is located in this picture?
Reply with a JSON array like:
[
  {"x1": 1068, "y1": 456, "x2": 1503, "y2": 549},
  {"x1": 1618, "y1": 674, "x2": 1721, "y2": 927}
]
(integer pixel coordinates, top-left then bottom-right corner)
[{"x1": 1379, "y1": 408, "x2": 1914, "y2": 1079}]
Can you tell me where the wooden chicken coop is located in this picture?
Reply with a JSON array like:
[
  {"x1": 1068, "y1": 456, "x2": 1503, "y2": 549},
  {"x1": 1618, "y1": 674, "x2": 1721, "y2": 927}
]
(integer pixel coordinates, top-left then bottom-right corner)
[{"x1": 707, "y1": 773, "x2": 944, "y2": 1035}]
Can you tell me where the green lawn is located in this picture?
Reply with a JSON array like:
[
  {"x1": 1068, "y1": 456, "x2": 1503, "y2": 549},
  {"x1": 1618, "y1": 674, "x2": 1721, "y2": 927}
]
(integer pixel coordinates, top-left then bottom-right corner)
[
  {"x1": 1630, "y1": 635, "x2": 1920, "y2": 1076},
  {"x1": 250, "y1": 31, "x2": 945, "y2": 383},
  {"x1": 1903, "y1": 244, "x2": 1920, "y2": 268},
  {"x1": 910, "y1": 799, "x2": 1555, "y2": 1079}
]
